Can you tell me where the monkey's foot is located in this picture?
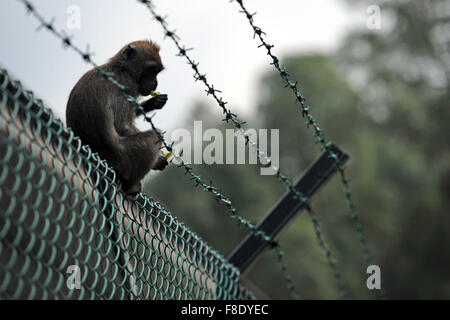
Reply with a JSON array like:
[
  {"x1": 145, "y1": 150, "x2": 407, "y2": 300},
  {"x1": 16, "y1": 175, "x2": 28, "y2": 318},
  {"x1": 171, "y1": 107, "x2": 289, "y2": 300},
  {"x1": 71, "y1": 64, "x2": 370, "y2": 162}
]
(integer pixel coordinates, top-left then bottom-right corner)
[{"x1": 122, "y1": 181, "x2": 142, "y2": 197}]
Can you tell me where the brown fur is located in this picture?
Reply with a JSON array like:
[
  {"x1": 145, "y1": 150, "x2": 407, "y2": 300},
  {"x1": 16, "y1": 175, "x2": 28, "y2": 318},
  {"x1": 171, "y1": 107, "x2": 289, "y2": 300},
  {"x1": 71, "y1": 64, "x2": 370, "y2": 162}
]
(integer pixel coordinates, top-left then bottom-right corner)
[{"x1": 66, "y1": 40, "x2": 168, "y2": 195}]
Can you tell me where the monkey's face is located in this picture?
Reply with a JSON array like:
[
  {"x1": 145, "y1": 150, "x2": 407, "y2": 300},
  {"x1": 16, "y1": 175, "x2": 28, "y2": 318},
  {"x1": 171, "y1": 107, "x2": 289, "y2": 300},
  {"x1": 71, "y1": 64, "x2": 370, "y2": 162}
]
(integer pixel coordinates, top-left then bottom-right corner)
[
  {"x1": 138, "y1": 61, "x2": 163, "y2": 96},
  {"x1": 118, "y1": 43, "x2": 164, "y2": 96}
]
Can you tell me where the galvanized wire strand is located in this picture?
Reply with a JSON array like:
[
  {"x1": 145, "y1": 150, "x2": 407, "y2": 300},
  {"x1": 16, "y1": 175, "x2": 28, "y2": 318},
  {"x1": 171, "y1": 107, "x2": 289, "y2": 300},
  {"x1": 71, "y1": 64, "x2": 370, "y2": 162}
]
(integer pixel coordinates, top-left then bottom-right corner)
[
  {"x1": 306, "y1": 205, "x2": 349, "y2": 299},
  {"x1": 273, "y1": 246, "x2": 300, "y2": 300}
]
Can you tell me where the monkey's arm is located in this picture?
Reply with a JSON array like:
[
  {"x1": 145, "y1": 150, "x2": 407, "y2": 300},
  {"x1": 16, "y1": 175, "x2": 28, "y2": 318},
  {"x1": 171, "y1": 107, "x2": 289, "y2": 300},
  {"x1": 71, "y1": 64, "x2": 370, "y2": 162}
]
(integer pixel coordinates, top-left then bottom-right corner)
[{"x1": 139, "y1": 94, "x2": 168, "y2": 114}]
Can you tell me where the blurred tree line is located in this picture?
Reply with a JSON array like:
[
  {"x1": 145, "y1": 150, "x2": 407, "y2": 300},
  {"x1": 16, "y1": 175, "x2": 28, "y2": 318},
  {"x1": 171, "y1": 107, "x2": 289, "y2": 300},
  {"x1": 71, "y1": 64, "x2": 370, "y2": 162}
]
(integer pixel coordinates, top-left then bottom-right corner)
[{"x1": 144, "y1": 0, "x2": 450, "y2": 299}]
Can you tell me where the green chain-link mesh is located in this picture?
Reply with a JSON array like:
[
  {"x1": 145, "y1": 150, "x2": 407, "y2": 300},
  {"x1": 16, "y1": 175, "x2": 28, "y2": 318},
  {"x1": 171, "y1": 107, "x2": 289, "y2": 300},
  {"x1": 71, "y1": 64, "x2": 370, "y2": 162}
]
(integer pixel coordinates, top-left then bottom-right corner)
[
  {"x1": 11, "y1": 0, "x2": 299, "y2": 299},
  {"x1": 0, "y1": 69, "x2": 255, "y2": 300}
]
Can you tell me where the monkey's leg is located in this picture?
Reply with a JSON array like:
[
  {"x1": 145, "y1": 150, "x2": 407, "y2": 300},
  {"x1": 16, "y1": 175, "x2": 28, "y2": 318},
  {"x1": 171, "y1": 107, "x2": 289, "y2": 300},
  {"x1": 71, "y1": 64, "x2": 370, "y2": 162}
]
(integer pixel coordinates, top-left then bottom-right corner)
[
  {"x1": 116, "y1": 131, "x2": 162, "y2": 195},
  {"x1": 121, "y1": 180, "x2": 142, "y2": 197}
]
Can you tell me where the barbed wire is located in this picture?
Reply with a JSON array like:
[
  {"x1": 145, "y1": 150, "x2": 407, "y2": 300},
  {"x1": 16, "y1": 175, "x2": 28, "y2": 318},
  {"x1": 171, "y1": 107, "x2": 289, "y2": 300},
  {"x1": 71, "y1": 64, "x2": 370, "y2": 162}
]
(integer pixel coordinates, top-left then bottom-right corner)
[
  {"x1": 16, "y1": 0, "x2": 299, "y2": 299},
  {"x1": 137, "y1": 0, "x2": 313, "y2": 299},
  {"x1": 229, "y1": 0, "x2": 380, "y2": 296},
  {"x1": 273, "y1": 247, "x2": 300, "y2": 300},
  {"x1": 306, "y1": 205, "x2": 349, "y2": 299},
  {"x1": 137, "y1": 0, "x2": 350, "y2": 298},
  {"x1": 137, "y1": 0, "x2": 312, "y2": 200}
]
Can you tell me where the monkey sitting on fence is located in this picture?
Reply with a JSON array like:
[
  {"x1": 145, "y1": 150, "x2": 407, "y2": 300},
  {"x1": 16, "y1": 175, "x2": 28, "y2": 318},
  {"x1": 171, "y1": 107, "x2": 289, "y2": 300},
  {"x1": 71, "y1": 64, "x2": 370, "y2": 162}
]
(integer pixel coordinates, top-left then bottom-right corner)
[{"x1": 66, "y1": 40, "x2": 168, "y2": 195}]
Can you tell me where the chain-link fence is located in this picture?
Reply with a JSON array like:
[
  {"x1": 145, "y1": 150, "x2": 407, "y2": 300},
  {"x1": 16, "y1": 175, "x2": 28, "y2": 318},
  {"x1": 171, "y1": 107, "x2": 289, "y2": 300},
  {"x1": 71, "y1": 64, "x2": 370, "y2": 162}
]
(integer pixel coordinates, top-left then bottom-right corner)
[{"x1": 0, "y1": 69, "x2": 254, "y2": 300}]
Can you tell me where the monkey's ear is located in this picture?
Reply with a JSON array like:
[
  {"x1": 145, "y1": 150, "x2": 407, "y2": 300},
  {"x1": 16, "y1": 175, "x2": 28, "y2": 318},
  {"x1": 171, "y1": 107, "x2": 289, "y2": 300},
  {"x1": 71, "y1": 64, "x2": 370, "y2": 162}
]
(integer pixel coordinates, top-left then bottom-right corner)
[{"x1": 121, "y1": 45, "x2": 136, "y2": 60}]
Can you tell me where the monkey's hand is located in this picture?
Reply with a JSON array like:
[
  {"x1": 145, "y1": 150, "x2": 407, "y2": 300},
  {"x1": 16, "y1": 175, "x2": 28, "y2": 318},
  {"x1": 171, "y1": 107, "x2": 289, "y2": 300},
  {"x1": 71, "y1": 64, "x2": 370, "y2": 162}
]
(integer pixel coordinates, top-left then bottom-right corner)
[
  {"x1": 141, "y1": 94, "x2": 168, "y2": 113},
  {"x1": 152, "y1": 154, "x2": 169, "y2": 171}
]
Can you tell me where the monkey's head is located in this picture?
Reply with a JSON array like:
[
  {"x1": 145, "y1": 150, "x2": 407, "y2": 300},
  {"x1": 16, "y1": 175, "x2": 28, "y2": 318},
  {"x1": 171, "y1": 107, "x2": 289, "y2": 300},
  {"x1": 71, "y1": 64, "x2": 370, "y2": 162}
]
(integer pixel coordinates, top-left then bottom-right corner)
[{"x1": 114, "y1": 40, "x2": 164, "y2": 96}]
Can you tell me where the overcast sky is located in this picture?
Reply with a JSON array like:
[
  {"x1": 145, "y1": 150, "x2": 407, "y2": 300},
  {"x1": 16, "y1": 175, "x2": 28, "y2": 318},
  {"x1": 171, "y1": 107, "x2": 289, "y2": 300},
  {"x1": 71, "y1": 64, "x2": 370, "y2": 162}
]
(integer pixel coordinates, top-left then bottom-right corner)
[{"x1": 0, "y1": 0, "x2": 367, "y2": 132}]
